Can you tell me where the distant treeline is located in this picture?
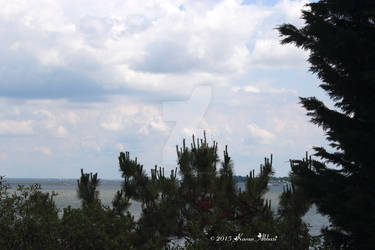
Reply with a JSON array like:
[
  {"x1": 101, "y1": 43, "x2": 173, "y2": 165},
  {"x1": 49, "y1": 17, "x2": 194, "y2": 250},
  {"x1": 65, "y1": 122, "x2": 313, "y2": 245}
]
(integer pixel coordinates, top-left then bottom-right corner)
[{"x1": 233, "y1": 175, "x2": 290, "y2": 183}]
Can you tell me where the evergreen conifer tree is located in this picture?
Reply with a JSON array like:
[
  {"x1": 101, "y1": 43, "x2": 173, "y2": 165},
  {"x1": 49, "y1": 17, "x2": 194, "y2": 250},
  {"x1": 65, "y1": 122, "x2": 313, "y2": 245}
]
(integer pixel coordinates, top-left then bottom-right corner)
[
  {"x1": 62, "y1": 170, "x2": 136, "y2": 249},
  {"x1": 278, "y1": 1, "x2": 375, "y2": 248},
  {"x1": 77, "y1": 169, "x2": 100, "y2": 206},
  {"x1": 114, "y1": 132, "x2": 312, "y2": 249}
]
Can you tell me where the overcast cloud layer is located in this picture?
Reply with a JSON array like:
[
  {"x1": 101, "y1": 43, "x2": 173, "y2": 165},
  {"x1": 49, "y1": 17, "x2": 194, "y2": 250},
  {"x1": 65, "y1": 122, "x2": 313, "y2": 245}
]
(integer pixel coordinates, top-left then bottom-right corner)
[{"x1": 0, "y1": 0, "x2": 327, "y2": 178}]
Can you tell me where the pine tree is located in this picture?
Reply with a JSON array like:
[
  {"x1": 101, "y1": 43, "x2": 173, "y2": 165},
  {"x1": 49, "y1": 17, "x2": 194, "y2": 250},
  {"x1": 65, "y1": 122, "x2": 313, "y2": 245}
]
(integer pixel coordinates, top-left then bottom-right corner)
[
  {"x1": 62, "y1": 170, "x2": 135, "y2": 249},
  {"x1": 77, "y1": 169, "x2": 100, "y2": 206},
  {"x1": 114, "y1": 132, "x2": 312, "y2": 249},
  {"x1": 278, "y1": 1, "x2": 375, "y2": 248}
]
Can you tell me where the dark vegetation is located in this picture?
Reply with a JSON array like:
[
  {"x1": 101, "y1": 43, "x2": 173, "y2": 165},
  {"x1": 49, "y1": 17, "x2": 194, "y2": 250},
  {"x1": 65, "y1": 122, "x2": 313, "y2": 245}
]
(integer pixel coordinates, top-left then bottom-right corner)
[
  {"x1": 1, "y1": 0, "x2": 373, "y2": 249},
  {"x1": 278, "y1": 0, "x2": 375, "y2": 249},
  {"x1": 0, "y1": 134, "x2": 311, "y2": 249}
]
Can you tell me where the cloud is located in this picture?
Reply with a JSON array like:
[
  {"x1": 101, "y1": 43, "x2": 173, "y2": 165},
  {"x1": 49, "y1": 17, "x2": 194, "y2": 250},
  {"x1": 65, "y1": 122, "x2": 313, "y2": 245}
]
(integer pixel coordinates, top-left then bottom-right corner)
[
  {"x1": 132, "y1": 39, "x2": 199, "y2": 73},
  {"x1": 243, "y1": 86, "x2": 261, "y2": 93},
  {"x1": 0, "y1": 0, "x2": 310, "y2": 101},
  {"x1": 274, "y1": 0, "x2": 309, "y2": 25},
  {"x1": 100, "y1": 120, "x2": 124, "y2": 131},
  {"x1": 248, "y1": 123, "x2": 276, "y2": 144},
  {"x1": 231, "y1": 83, "x2": 297, "y2": 96},
  {"x1": 33, "y1": 146, "x2": 52, "y2": 155},
  {"x1": 115, "y1": 143, "x2": 124, "y2": 151},
  {"x1": 0, "y1": 0, "x2": 327, "y2": 178},
  {"x1": 249, "y1": 39, "x2": 308, "y2": 69},
  {"x1": 0, "y1": 64, "x2": 109, "y2": 100},
  {"x1": 0, "y1": 120, "x2": 34, "y2": 135},
  {"x1": 56, "y1": 126, "x2": 68, "y2": 138}
]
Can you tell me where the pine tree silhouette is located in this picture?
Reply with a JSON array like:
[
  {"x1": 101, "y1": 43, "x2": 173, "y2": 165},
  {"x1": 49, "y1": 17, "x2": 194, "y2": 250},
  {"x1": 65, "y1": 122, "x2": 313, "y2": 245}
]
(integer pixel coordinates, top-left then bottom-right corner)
[
  {"x1": 77, "y1": 169, "x2": 100, "y2": 206},
  {"x1": 113, "y1": 132, "x2": 311, "y2": 249},
  {"x1": 278, "y1": 1, "x2": 375, "y2": 248}
]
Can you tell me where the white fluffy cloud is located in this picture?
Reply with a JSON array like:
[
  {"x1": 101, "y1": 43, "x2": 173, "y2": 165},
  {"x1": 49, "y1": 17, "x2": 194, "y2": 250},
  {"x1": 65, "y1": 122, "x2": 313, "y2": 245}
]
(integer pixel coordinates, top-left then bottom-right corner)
[
  {"x1": 0, "y1": 0, "x2": 309, "y2": 99},
  {"x1": 248, "y1": 123, "x2": 275, "y2": 144},
  {"x1": 33, "y1": 146, "x2": 52, "y2": 156},
  {"x1": 0, "y1": 0, "x2": 327, "y2": 178},
  {"x1": 0, "y1": 120, "x2": 34, "y2": 135}
]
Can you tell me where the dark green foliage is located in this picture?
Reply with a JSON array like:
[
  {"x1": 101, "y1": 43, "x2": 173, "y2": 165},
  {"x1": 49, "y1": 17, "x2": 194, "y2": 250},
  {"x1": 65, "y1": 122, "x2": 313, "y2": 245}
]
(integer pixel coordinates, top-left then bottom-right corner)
[
  {"x1": 59, "y1": 203, "x2": 135, "y2": 250},
  {"x1": 0, "y1": 175, "x2": 136, "y2": 250},
  {"x1": 276, "y1": 181, "x2": 313, "y2": 250},
  {"x1": 0, "y1": 176, "x2": 60, "y2": 250},
  {"x1": 278, "y1": 1, "x2": 375, "y2": 248},
  {"x1": 0, "y1": 135, "x2": 313, "y2": 249},
  {"x1": 77, "y1": 169, "x2": 100, "y2": 206},
  {"x1": 113, "y1": 133, "x2": 312, "y2": 249},
  {"x1": 62, "y1": 170, "x2": 135, "y2": 250}
]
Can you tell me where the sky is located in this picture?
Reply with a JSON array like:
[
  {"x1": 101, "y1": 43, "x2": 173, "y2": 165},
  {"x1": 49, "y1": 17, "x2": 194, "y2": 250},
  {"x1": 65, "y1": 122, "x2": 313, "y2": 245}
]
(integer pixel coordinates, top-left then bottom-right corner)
[{"x1": 0, "y1": 0, "x2": 329, "y2": 179}]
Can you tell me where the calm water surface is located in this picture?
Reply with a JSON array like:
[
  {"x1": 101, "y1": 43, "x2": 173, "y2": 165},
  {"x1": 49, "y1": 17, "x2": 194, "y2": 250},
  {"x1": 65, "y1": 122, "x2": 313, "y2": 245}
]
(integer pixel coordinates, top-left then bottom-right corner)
[{"x1": 6, "y1": 179, "x2": 329, "y2": 236}]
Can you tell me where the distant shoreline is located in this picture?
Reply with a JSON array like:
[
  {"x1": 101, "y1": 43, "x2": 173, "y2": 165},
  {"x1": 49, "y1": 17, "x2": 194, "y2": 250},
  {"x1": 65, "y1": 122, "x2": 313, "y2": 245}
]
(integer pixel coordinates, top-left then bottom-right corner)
[
  {"x1": 4, "y1": 176, "x2": 290, "y2": 181},
  {"x1": 233, "y1": 175, "x2": 290, "y2": 184},
  {"x1": 4, "y1": 176, "x2": 290, "y2": 186}
]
